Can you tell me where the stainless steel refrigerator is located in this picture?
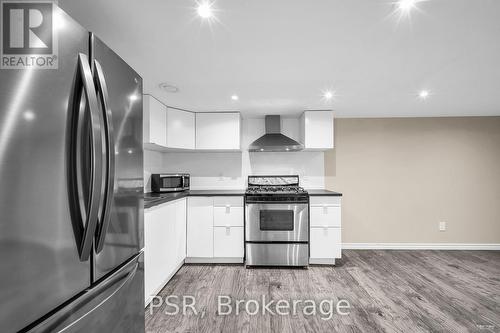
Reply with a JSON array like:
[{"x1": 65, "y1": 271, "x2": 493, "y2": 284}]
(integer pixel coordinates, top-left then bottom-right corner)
[{"x1": 0, "y1": 5, "x2": 144, "y2": 333}]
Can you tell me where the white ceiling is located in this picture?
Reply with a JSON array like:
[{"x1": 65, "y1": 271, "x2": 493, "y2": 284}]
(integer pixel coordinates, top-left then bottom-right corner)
[{"x1": 59, "y1": 0, "x2": 500, "y2": 117}]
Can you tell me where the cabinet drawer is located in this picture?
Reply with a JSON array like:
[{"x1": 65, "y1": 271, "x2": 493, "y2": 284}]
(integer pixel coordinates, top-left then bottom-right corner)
[
  {"x1": 213, "y1": 206, "x2": 243, "y2": 227},
  {"x1": 310, "y1": 196, "x2": 341, "y2": 206},
  {"x1": 310, "y1": 206, "x2": 341, "y2": 227},
  {"x1": 213, "y1": 196, "x2": 243, "y2": 207},
  {"x1": 310, "y1": 227, "x2": 341, "y2": 259},
  {"x1": 214, "y1": 226, "x2": 244, "y2": 258}
]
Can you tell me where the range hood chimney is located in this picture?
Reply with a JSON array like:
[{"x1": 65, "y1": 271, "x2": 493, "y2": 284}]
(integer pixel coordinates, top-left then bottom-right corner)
[{"x1": 248, "y1": 115, "x2": 304, "y2": 152}]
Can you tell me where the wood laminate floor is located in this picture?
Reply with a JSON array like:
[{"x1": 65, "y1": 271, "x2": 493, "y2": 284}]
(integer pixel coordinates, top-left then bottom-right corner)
[{"x1": 145, "y1": 250, "x2": 500, "y2": 332}]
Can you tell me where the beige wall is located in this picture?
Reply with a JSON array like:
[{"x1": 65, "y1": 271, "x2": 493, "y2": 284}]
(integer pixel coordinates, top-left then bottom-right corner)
[{"x1": 325, "y1": 117, "x2": 500, "y2": 243}]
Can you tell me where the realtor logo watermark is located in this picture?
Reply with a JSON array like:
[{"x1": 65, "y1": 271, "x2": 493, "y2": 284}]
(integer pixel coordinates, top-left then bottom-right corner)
[
  {"x1": 150, "y1": 295, "x2": 351, "y2": 321},
  {"x1": 1, "y1": 0, "x2": 58, "y2": 69}
]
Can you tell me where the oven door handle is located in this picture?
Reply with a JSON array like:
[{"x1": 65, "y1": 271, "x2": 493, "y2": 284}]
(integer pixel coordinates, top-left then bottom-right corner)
[{"x1": 245, "y1": 201, "x2": 309, "y2": 205}]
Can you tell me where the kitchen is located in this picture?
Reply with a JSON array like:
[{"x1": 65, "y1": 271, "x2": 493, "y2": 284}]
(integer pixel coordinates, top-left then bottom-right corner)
[{"x1": 1, "y1": 0, "x2": 499, "y2": 332}]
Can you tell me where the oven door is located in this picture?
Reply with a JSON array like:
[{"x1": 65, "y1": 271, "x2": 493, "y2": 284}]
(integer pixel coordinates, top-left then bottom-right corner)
[{"x1": 245, "y1": 203, "x2": 308, "y2": 242}]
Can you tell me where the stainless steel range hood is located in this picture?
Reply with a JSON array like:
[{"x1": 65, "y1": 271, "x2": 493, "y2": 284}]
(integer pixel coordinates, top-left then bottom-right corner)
[{"x1": 248, "y1": 115, "x2": 304, "y2": 152}]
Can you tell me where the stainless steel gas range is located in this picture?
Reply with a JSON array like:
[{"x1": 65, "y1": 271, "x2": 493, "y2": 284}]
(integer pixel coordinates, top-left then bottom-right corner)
[{"x1": 245, "y1": 175, "x2": 309, "y2": 267}]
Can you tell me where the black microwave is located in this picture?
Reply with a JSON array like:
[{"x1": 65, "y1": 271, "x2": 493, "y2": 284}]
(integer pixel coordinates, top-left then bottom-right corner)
[{"x1": 151, "y1": 174, "x2": 190, "y2": 192}]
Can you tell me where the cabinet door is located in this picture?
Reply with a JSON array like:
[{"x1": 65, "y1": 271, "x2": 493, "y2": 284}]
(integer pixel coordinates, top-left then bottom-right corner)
[
  {"x1": 187, "y1": 197, "x2": 214, "y2": 257},
  {"x1": 195, "y1": 113, "x2": 240, "y2": 149},
  {"x1": 301, "y1": 111, "x2": 334, "y2": 149},
  {"x1": 175, "y1": 199, "x2": 187, "y2": 263},
  {"x1": 166, "y1": 108, "x2": 195, "y2": 149},
  {"x1": 310, "y1": 227, "x2": 341, "y2": 259},
  {"x1": 213, "y1": 226, "x2": 244, "y2": 258},
  {"x1": 144, "y1": 205, "x2": 173, "y2": 303},
  {"x1": 144, "y1": 210, "x2": 154, "y2": 304},
  {"x1": 143, "y1": 95, "x2": 166, "y2": 146}
]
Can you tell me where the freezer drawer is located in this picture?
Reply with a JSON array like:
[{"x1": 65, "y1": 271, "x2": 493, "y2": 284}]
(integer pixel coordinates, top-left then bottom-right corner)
[
  {"x1": 29, "y1": 252, "x2": 144, "y2": 333},
  {"x1": 246, "y1": 243, "x2": 309, "y2": 267}
]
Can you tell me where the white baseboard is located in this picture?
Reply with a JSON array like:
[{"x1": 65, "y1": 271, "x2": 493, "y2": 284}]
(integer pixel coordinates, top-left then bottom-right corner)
[
  {"x1": 185, "y1": 257, "x2": 244, "y2": 264},
  {"x1": 309, "y1": 258, "x2": 336, "y2": 265},
  {"x1": 342, "y1": 243, "x2": 500, "y2": 250}
]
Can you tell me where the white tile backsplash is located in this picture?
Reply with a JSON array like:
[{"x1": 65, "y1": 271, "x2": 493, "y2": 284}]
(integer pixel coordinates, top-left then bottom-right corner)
[{"x1": 143, "y1": 149, "x2": 164, "y2": 192}]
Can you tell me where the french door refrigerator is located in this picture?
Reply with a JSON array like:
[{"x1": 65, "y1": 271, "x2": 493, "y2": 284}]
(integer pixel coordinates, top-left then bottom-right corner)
[{"x1": 0, "y1": 5, "x2": 144, "y2": 333}]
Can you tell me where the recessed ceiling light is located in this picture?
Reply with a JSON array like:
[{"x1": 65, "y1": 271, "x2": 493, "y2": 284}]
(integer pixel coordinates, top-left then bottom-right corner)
[
  {"x1": 129, "y1": 94, "x2": 139, "y2": 101},
  {"x1": 322, "y1": 90, "x2": 336, "y2": 102},
  {"x1": 197, "y1": 1, "x2": 213, "y2": 18},
  {"x1": 419, "y1": 90, "x2": 430, "y2": 100},
  {"x1": 398, "y1": 0, "x2": 417, "y2": 12},
  {"x1": 159, "y1": 82, "x2": 179, "y2": 93},
  {"x1": 23, "y1": 110, "x2": 35, "y2": 121},
  {"x1": 231, "y1": 95, "x2": 239, "y2": 101},
  {"x1": 394, "y1": 0, "x2": 425, "y2": 20}
]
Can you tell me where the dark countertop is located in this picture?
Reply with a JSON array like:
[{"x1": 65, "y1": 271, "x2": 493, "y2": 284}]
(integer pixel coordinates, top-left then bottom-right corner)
[
  {"x1": 144, "y1": 190, "x2": 245, "y2": 209},
  {"x1": 189, "y1": 190, "x2": 246, "y2": 196},
  {"x1": 307, "y1": 189, "x2": 343, "y2": 196},
  {"x1": 144, "y1": 189, "x2": 342, "y2": 208}
]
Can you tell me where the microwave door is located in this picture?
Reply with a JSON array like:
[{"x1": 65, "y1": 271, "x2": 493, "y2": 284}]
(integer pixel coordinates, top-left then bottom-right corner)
[{"x1": 163, "y1": 176, "x2": 183, "y2": 190}]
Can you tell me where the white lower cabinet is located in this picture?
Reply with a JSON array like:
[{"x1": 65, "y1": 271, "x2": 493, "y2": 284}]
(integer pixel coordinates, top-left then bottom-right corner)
[
  {"x1": 145, "y1": 195, "x2": 245, "y2": 305},
  {"x1": 186, "y1": 197, "x2": 214, "y2": 257},
  {"x1": 175, "y1": 199, "x2": 187, "y2": 263},
  {"x1": 144, "y1": 198, "x2": 186, "y2": 306},
  {"x1": 187, "y1": 196, "x2": 244, "y2": 263},
  {"x1": 310, "y1": 227, "x2": 341, "y2": 262},
  {"x1": 214, "y1": 226, "x2": 244, "y2": 258},
  {"x1": 309, "y1": 196, "x2": 342, "y2": 265}
]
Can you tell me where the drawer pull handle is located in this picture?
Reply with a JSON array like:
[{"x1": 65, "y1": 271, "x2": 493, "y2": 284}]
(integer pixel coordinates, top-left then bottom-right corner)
[
  {"x1": 225, "y1": 226, "x2": 231, "y2": 235},
  {"x1": 323, "y1": 206, "x2": 328, "y2": 214},
  {"x1": 225, "y1": 205, "x2": 230, "y2": 213}
]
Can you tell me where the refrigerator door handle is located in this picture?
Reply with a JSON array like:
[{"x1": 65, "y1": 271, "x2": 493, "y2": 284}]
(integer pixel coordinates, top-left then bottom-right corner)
[
  {"x1": 93, "y1": 59, "x2": 115, "y2": 253},
  {"x1": 69, "y1": 53, "x2": 104, "y2": 261}
]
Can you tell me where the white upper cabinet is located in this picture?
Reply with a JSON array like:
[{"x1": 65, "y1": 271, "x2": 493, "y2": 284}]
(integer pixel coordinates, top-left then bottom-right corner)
[
  {"x1": 166, "y1": 108, "x2": 195, "y2": 149},
  {"x1": 143, "y1": 95, "x2": 167, "y2": 147},
  {"x1": 195, "y1": 112, "x2": 241, "y2": 150},
  {"x1": 143, "y1": 96, "x2": 241, "y2": 152},
  {"x1": 300, "y1": 111, "x2": 334, "y2": 150}
]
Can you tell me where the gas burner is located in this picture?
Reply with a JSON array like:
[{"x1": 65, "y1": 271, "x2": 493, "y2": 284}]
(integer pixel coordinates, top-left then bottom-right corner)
[
  {"x1": 245, "y1": 175, "x2": 309, "y2": 203},
  {"x1": 246, "y1": 186, "x2": 307, "y2": 194}
]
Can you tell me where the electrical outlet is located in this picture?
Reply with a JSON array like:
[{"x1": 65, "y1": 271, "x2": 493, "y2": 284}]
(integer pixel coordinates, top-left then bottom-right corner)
[{"x1": 439, "y1": 221, "x2": 446, "y2": 232}]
